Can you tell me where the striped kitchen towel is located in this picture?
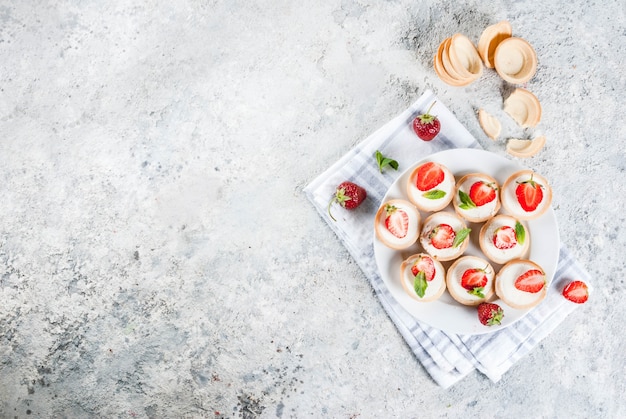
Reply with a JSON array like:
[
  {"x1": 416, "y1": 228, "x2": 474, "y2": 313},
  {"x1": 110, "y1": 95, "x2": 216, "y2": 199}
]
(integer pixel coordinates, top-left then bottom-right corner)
[{"x1": 304, "y1": 90, "x2": 590, "y2": 388}]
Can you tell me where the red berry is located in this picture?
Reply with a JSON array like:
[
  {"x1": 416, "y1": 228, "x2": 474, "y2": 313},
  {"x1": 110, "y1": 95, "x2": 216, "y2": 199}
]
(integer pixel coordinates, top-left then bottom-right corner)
[
  {"x1": 469, "y1": 181, "x2": 496, "y2": 206},
  {"x1": 384, "y1": 204, "x2": 409, "y2": 239},
  {"x1": 461, "y1": 268, "x2": 488, "y2": 291},
  {"x1": 562, "y1": 280, "x2": 589, "y2": 304},
  {"x1": 429, "y1": 224, "x2": 455, "y2": 249},
  {"x1": 411, "y1": 255, "x2": 436, "y2": 281},
  {"x1": 416, "y1": 162, "x2": 445, "y2": 191},
  {"x1": 493, "y1": 226, "x2": 517, "y2": 249},
  {"x1": 515, "y1": 176, "x2": 544, "y2": 212},
  {"x1": 514, "y1": 269, "x2": 546, "y2": 293},
  {"x1": 327, "y1": 181, "x2": 367, "y2": 221},
  {"x1": 477, "y1": 302, "x2": 504, "y2": 326},
  {"x1": 412, "y1": 101, "x2": 441, "y2": 141}
]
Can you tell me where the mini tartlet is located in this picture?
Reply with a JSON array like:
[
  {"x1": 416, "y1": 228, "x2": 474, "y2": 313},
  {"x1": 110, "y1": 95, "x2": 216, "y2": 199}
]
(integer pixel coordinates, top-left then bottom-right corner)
[
  {"x1": 419, "y1": 211, "x2": 471, "y2": 261},
  {"x1": 400, "y1": 253, "x2": 447, "y2": 302},
  {"x1": 453, "y1": 173, "x2": 501, "y2": 223},
  {"x1": 446, "y1": 255, "x2": 496, "y2": 306},
  {"x1": 374, "y1": 199, "x2": 420, "y2": 250},
  {"x1": 495, "y1": 259, "x2": 547, "y2": 309},
  {"x1": 407, "y1": 161, "x2": 455, "y2": 212},
  {"x1": 479, "y1": 215, "x2": 530, "y2": 264},
  {"x1": 500, "y1": 170, "x2": 552, "y2": 220}
]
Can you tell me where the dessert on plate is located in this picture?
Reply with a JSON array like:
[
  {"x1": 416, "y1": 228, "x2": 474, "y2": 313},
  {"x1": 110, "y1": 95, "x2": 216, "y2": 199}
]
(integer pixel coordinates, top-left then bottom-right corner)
[
  {"x1": 453, "y1": 173, "x2": 501, "y2": 222},
  {"x1": 400, "y1": 253, "x2": 447, "y2": 302},
  {"x1": 500, "y1": 170, "x2": 552, "y2": 220},
  {"x1": 479, "y1": 215, "x2": 530, "y2": 264},
  {"x1": 406, "y1": 161, "x2": 455, "y2": 212},
  {"x1": 446, "y1": 255, "x2": 496, "y2": 306},
  {"x1": 495, "y1": 259, "x2": 547, "y2": 309},
  {"x1": 374, "y1": 199, "x2": 420, "y2": 250},
  {"x1": 419, "y1": 211, "x2": 471, "y2": 261}
]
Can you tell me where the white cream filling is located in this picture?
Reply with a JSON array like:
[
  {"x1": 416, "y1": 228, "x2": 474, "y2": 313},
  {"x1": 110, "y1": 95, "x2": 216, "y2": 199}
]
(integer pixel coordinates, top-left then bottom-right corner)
[
  {"x1": 454, "y1": 175, "x2": 499, "y2": 219},
  {"x1": 497, "y1": 261, "x2": 545, "y2": 306},
  {"x1": 447, "y1": 257, "x2": 495, "y2": 302},
  {"x1": 480, "y1": 216, "x2": 528, "y2": 261},
  {"x1": 376, "y1": 201, "x2": 420, "y2": 248},
  {"x1": 420, "y1": 212, "x2": 467, "y2": 259},
  {"x1": 501, "y1": 173, "x2": 550, "y2": 217},
  {"x1": 401, "y1": 257, "x2": 445, "y2": 300},
  {"x1": 407, "y1": 167, "x2": 455, "y2": 212}
]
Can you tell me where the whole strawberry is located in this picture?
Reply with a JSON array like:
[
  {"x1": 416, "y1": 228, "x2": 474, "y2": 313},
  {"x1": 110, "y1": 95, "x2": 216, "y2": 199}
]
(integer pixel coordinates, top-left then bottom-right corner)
[
  {"x1": 412, "y1": 101, "x2": 441, "y2": 141},
  {"x1": 328, "y1": 181, "x2": 367, "y2": 221},
  {"x1": 477, "y1": 302, "x2": 504, "y2": 326}
]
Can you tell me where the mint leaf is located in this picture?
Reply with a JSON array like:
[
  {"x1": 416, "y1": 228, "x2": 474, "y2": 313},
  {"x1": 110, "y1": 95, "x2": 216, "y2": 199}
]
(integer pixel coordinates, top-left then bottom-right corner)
[
  {"x1": 515, "y1": 221, "x2": 525, "y2": 245},
  {"x1": 458, "y1": 190, "x2": 476, "y2": 210},
  {"x1": 453, "y1": 228, "x2": 471, "y2": 248},
  {"x1": 414, "y1": 271, "x2": 428, "y2": 298},
  {"x1": 375, "y1": 150, "x2": 399, "y2": 173},
  {"x1": 422, "y1": 189, "x2": 446, "y2": 199},
  {"x1": 468, "y1": 287, "x2": 485, "y2": 298}
]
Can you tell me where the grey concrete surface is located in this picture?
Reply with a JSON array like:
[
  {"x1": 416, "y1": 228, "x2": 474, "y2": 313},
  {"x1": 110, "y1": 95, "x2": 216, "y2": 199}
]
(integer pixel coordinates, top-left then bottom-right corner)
[{"x1": 0, "y1": 0, "x2": 624, "y2": 417}]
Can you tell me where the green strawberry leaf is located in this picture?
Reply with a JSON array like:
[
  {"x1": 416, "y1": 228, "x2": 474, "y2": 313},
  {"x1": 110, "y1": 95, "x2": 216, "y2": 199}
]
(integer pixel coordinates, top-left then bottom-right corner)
[
  {"x1": 375, "y1": 150, "x2": 399, "y2": 173},
  {"x1": 458, "y1": 190, "x2": 476, "y2": 210},
  {"x1": 515, "y1": 221, "x2": 525, "y2": 245},
  {"x1": 468, "y1": 287, "x2": 485, "y2": 298},
  {"x1": 453, "y1": 228, "x2": 471, "y2": 248},
  {"x1": 414, "y1": 271, "x2": 428, "y2": 298},
  {"x1": 422, "y1": 189, "x2": 446, "y2": 199}
]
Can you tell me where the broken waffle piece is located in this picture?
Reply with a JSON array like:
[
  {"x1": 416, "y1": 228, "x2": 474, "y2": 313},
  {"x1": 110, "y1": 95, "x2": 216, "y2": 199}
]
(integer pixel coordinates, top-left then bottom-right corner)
[
  {"x1": 478, "y1": 109, "x2": 501, "y2": 140},
  {"x1": 506, "y1": 135, "x2": 546, "y2": 158}
]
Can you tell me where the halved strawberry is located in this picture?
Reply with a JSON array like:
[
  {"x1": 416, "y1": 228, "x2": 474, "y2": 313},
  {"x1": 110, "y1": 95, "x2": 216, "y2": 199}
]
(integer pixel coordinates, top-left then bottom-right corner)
[
  {"x1": 429, "y1": 223, "x2": 455, "y2": 249},
  {"x1": 515, "y1": 176, "x2": 544, "y2": 212},
  {"x1": 384, "y1": 204, "x2": 409, "y2": 239},
  {"x1": 562, "y1": 280, "x2": 589, "y2": 304},
  {"x1": 477, "y1": 302, "x2": 504, "y2": 326},
  {"x1": 411, "y1": 255, "x2": 436, "y2": 281},
  {"x1": 416, "y1": 162, "x2": 444, "y2": 191},
  {"x1": 514, "y1": 269, "x2": 545, "y2": 293},
  {"x1": 461, "y1": 267, "x2": 488, "y2": 297},
  {"x1": 469, "y1": 181, "x2": 496, "y2": 206},
  {"x1": 493, "y1": 226, "x2": 517, "y2": 249}
]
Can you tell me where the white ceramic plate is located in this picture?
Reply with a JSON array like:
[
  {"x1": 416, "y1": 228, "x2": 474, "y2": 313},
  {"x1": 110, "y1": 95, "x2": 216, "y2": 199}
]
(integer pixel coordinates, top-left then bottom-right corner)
[{"x1": 373, "y1": 148, "x2": 560, "y2": 335}]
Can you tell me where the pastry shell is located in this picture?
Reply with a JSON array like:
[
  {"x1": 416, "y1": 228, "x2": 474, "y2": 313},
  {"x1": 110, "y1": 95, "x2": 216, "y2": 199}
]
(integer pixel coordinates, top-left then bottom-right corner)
[
  {"x1": 477, "y1": 21, "x2": 513, "y2": 68},
  {"x1": 478, "y1": 108, "x2": 501, "y2": 140},
  {"x1": 494, "y1": 36, "x2": 537, "y2": 84},
  {"x1": 504, "y1": 88, "x2": 542, "y2": 127}
]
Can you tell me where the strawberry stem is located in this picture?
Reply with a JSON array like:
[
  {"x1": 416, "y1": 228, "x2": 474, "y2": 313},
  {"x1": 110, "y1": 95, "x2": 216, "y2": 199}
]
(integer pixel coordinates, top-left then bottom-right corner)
[{"x1": 425, "y1": 101, "x2": 437, "y2": 116}]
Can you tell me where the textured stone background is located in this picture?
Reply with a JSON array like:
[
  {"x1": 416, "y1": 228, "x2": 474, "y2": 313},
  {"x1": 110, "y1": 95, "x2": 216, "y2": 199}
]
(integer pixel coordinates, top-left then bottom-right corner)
[{"x1": 0, "y1": 0, "x2": 624, "y2": 417}]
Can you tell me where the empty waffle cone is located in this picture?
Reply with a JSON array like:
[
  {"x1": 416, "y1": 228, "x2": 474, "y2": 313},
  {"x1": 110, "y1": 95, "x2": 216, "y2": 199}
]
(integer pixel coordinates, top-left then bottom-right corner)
[
  {"x1": 504, "y1": 88, "x2": 542, "y2": 127},
  {"x1": 494, "y1": 37, "x2": 537, "y2": 84},
  {"x1": 506, "y1": 136, "x2": 546, "y2": 158},
  {"x1": 478, "y1": 109, "x2": 501, "y2": 140},
  {"x1": 478, "y1": 21, "x2": 513, "y2": 68}
]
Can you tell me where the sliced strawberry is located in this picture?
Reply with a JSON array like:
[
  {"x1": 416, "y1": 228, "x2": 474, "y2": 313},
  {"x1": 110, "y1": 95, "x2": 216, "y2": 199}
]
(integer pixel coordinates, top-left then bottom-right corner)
[
  {"x1": 515, "y1": 176, "x2": 544, "y2": 212},
  {"x1": 411, "y1": 255, "x2": 436, "y2": 281},
  {"x1": 469, "y1": 181, "x2": 496, "y2": 206},
  {"x1": 416, "y1": 162, "x2": 444, "y2": 191},
  {"x1": 514, "y1": 269, "x2": 546, "y2": 293},
  {"x1": 477, "y1": 302, "x2": 504, "y2": 326},
  {"x1": 429, "y1": 223, "x2": 455, "y2": 249},
  {"x1": 562, "y1": 280, "x2": 589, "y2": 304},
  {"x1": 461, "y1": 268, "x2": 488, "y2": 291},
  {"x1": 384, "y1": 205, "x2": 409, "y2": 239},
  {"x1": 493, "y1": 226, "x2": 517, "y2": 249}
]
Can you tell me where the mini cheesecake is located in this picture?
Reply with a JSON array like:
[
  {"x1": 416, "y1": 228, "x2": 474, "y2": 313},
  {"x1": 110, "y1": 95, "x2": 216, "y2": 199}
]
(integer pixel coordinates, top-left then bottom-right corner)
[
  {"x1": 495, "y1": 259, "x2": 547, "y2": 309},
  {"x1": 446, "y1": 255, "x2": 496, "y2": 306},
  {"x1": 419, "y1": 211, "x2": 470, "y2": 261},
  {"x1": 501, "y1": 170, "x2": 552, "y2": 220},
  {"x1": 407, "y1": 161, "x2": 455, "y2": 212},
  {"x1": 400, "y1": 253, "x2": 447, "y2": 302},
  {"x1": 374, "y1": 199, "x2": 420, "y2": 250},
  {"x1": 453, "y1": 173, "x2": 501, "y2": 223},
  {"x1": 479, "y1": 215, "x2": 530, "y2": 264}
]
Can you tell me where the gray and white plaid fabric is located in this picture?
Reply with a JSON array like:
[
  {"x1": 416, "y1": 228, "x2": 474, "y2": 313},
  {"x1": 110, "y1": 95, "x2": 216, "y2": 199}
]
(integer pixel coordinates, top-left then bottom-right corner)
[{"x1": 304, "y1": 90, "x2": 590, "y2": 388}]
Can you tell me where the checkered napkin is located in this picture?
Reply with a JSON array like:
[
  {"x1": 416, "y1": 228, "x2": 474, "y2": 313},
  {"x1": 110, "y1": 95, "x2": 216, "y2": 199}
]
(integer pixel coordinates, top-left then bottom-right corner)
[{"x1": 304, "y1": 90, "x2": 591, "y2": 388}]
